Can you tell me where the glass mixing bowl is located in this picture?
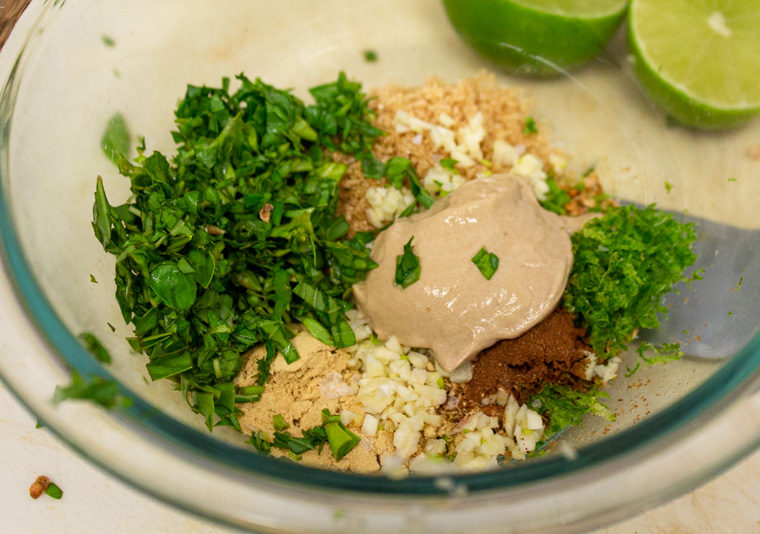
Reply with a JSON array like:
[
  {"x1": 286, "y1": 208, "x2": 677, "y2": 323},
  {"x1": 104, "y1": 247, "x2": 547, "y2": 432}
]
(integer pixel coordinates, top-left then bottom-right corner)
[{"x1": 0, "y1": 1, "x2": 759, "y2": 532}]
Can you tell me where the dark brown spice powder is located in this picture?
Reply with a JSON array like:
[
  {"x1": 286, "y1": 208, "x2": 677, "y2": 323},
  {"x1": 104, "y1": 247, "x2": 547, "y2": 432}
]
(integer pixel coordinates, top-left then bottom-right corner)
[{"x1": 458, "y1": 309, "x2": 592, "y2": 411}]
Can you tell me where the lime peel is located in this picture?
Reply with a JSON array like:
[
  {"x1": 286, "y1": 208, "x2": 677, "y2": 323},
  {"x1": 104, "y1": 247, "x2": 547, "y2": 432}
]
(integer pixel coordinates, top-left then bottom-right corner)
[
  {"x1": 443, "y1": 0, "x2": 628, "y2": 76},
  {"x1": 629, "y1": 0, "x2": 760, "y2": 129}
]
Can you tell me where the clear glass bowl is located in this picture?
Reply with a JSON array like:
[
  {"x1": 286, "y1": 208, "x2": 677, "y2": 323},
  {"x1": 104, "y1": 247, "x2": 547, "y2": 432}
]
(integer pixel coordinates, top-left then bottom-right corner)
[{"x1": 0, "y1": 1, "x2": 759, "y2": 532}]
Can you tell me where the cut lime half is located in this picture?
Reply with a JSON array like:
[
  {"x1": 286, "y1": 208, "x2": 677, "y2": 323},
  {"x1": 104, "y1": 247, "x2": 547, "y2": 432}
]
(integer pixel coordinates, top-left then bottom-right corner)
[
  {"x1": 442, "y1": 0, "x2": 629, "y2": 76},
  {"x1": 629, "y1": 0, "x2": 760, "y2": 129}
]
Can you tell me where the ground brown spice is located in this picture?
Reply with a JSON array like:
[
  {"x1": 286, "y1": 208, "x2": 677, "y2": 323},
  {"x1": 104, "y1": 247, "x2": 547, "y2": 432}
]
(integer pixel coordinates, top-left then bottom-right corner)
[{"x1": 458, "y1": 309, "x2": 591, "y2": 411}]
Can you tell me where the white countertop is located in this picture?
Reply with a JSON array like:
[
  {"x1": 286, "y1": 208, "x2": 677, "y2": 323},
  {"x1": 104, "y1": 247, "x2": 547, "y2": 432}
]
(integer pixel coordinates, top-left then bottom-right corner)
[{"x1": 2, "y1": 379, "x2": 759, "y2": 533}]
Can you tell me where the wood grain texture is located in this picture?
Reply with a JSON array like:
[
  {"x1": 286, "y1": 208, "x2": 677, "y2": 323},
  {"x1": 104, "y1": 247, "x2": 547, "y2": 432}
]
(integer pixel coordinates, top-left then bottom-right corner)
[{"x1": 0, "y1": 0, "x2": 31, "y2": 50}]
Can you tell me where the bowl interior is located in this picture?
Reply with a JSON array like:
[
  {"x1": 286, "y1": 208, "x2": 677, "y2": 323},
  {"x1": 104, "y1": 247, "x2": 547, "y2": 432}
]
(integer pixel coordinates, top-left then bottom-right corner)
[{"x1": 3, "y1": 0, "x2": 760, "y2": 496}]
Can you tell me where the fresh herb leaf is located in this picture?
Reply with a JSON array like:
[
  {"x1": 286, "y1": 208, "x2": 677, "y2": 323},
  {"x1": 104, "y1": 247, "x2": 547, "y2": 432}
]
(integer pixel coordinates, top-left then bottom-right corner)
[
  {"x1": 664, "y1": 181, "x2": 673, "y2": 193},
  {"x1": 523, "y1": 117, "x2": 538, "y2": 135},
  {"x1": 90, "y1": 274, "x2": 98, "y2": 283},
  {"x1": 102, "y1": 35, "x2": 115, "y2": 47},
  {"x1": 248, "y1": 409, "x2": 359, "y2": 461},
  {"x1": 78, "y1": 332, "x2": 111, "y2": 364},
  {"x1": 363, "y1": 49, "x2": 378, "y2": 62},
  {"x1": 471, "y1": 247, "x2": 499, "y2": 280},
  {"x1": 273, "y1": 414, "x2": 289, "y2": 431},
  {"x1": 440, "y1": 158, "x2": 458, "y2": 173},
  {"x1": 93, "y1": 73, "x2": 380, "y2": 432},
  {"x1": 361, "y1": 156, "x2": 385, "y2": 179},
  {"x1": 563, "y1": 205, "x2": 697, "y2": 359},
  {"x1": 539, "y1": 178, "x2": 571, "y2": 215},
  {"x1": 395, "y1": 237, "x2": 421, "y2": 288},
  {"x1": 101, "y1": 113, "x2": 130, "y2": 164},
  {"x1": 45, "y1": 483, "x2": 63, "y2": 500},
  {"x1": 53, "y1": 372, "x2": 131, "y2": 410}
]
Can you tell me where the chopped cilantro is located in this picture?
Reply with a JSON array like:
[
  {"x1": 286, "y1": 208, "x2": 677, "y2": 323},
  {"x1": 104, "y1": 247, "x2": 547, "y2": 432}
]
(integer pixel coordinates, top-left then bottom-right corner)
[
  {"x1": 539, "y1": 178, "x2": 571, "y2": 215},
  {"x1": 45, "y1": 483, "x2": 63, "y2": 500},
  {"x1": 738, "y1": 276, "x2": 744, "y2": 289},
  {"x1": 92, "y1": 73, "x2": 383, "y2": 432},
  {"x1": 53, "y1": 372, "x2": 131, "y2": 410},
  {"x1": 728, "y1": 177, "x2": 737, "y2": 182},
  {"x1": 440, "y1": 158, "x2": 459, "y2": 173},
  {"x1": 664, "y1": 181, "x2": 673, "y2": 193},
  {"x1": 102, "y1": 35, "x2": 115, "y2": 47},
  {"x1": 471, "y1": 247, "x2": 499, "y2": 280},
  {"x1": 523, "y1": 117, "x2": 538, "y2": 135},
  {"x1": 273, "y1": 414, "x2": 289, "y2": 431},
  {"x1": 100, "y1": 112, "x2": 130, "y2": 164},
  {"x1": 581, "y1": 166, "x2": 595, "y2": 178},
  {"x1": 78, "y1": 332, "x2": 111, "y2": 364},
  {"x1": 248, "y1": 409, "x2": 359, "y2": 461},
  {"x1": 395, "y1": 237, "x2": 421, "y2": 288},
  {"x1": 563, "y1": 204, "x2": 697, "y2": 359},
  {"x1": 89, "y1": 274, "x2": 98, "y2": 283},
  {"x1": 363, "y1": 49, "x2": 378, "y2": 62}
]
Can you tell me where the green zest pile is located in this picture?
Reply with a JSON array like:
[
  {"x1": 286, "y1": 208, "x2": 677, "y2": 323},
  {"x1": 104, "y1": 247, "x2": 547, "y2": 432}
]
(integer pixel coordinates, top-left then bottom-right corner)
[{"x1": 91, "y1": 73, "x2": 408, "y2": 454}]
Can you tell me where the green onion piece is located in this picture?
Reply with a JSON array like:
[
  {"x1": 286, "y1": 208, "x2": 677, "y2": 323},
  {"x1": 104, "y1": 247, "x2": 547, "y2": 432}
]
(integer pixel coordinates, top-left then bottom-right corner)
[{"x1": 325, "y1": 422, "x2": 360, "y2": 461}]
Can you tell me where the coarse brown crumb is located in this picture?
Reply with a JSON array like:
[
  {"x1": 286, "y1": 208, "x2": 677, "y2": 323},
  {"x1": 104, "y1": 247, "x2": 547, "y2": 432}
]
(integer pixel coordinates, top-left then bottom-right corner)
[
  {"x1": 29, "y1": 475, "x2": 50, "y2": 499},
  {"x1": 336, "y1": 72, "x2": 613, "y2": 233}
]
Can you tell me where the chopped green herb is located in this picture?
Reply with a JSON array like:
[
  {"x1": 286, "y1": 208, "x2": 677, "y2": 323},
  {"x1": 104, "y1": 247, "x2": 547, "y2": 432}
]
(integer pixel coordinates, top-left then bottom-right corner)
[
  {"x1": 100, "y1": 112, "x2": 130, "y2": 164},
  {"x1": 92, "y1": 73, "x2": 382, "y2": 431},
  {"x1": 563, "y1": 205, "x2": 697, "y2": 359},
  {"x1": 581, "y1": 166, "x2": 595, "y2": 178},
  {"x1": 101, "y1": 35, "x2": 115, "y2": 47},
  {"x1": 471, "y1": 247, "x2": 499, "y2": 280},
  {"x1": 45, "y1": 483, "x2": 63, "y2": 500},
  {"x1": 530, "y1": 383, "x2": 614, "y2": 438},
  {"x1": 540, "y1": 178, "x2": 571, "y2": 215},
  {"x1": 53, "y1": 372, "x2": 131, "y2": 410},
  {"x1": 89, "y1": 274, "x2": 98, "y2": 283},
  {"x1": 247, "y1": 409, "x2": 359, "y2": 461},
  {"x1": 664, "y1": 181, "x2": 673, "y2": 193},
  {"x1": 363, "y1": 49, "x2": 378, "y2": 62},
  {"x1": 436, "y1": 376, "x2": 445, "y2": 389},
  {"x1": 728, "y1": 177, "x2": 737, "y2": 182},
  {"x1": 738, "y1": 276, "x2": 744, "y2": 289},
  {"x1": 383, "y1": 156, "x2": 435, "y2": 209},
  {"x1": 728, "y1": 311, "x2": 733, "y2": 317},
  {"x1": 273, "y1": 414, "x2": 289, "y2": 431},
  {"x1": 78, "y1": 332, "x2": 111, "y2": 364},
  {"x1": 107, "y1": 322, "x2": 116, "y2": 332},
  {"x1": 523, "y1": 116, "x2": 538, "y2": 135},
  {"x1": 440, "y1": 158, "x2": 459, "y2": 173},
  {"x1": 395, "y1": 237, "x2": 421, "y2": 288}
]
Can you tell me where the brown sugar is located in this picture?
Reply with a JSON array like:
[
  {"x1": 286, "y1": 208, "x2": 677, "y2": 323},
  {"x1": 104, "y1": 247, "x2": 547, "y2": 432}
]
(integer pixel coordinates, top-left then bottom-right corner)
[{"x1": 458, "y1": 309, "x2": 592, "y2": 410}]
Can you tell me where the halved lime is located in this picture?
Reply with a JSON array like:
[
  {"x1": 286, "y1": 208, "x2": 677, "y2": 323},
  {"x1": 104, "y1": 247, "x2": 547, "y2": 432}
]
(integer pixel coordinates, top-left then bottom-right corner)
[
  {"x1": 442, "y1": 0, "x2": 629, "y2": 76},
  {"x1": 629, "y1": 0, "x2": 760, "y2": 129}
]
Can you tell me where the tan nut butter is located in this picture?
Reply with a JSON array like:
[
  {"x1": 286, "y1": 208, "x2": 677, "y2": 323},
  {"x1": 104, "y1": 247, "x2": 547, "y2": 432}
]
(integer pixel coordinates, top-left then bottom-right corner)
[{"x1": 352, "y1": 174, "x2": 574, "y2": 372}]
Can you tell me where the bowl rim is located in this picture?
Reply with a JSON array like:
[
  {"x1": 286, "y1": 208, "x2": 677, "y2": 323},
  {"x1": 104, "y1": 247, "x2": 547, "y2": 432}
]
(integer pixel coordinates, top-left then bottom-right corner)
[{"x1": 1, "y1": 0, "x2": 759, "y2": 530}]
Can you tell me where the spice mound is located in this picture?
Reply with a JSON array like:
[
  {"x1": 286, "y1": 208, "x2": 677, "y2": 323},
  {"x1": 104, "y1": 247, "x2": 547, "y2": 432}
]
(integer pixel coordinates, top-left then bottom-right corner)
[{"x1": 457, "y1": 309, "x2": 592, "y2": 412}]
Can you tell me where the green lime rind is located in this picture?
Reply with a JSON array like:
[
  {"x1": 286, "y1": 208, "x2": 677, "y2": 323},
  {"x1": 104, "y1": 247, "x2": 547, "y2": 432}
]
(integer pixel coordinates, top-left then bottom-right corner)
[
  {"x1": 628, "y1": 30, "x2": 760, "y2": 129},
  {"x1": 628, "y1": 1, "x2": 760, "y2": 130},
  {"x1": 443, "y1": 0, "x2": 628, "y2": 76}
]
